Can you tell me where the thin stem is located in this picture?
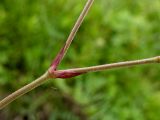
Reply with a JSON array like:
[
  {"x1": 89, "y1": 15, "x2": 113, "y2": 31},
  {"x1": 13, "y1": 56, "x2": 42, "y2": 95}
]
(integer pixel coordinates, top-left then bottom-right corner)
[
  {"x1": 1, "y1": 0, "x2": 159, "y2": 110},
  {"x1": 1, "y1": 56, "x2": 159, "y2": 109},
  {"x1": 0, "y1": 0, "x2": 95, "y2": 109},
  {"x1": 50, "y1": 0, "x2": 94, "y2": 69},
  {"x1": 56, "y1": 56, "x2": 160, "y2": 74},
  {"x1": 0, "y1": 72, "x2": 51, "y2": 110}
]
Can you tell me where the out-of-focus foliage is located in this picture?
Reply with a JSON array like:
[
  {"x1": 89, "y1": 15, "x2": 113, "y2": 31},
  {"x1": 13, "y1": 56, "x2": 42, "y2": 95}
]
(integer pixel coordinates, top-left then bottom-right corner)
[{"x1": 0, "y1": 0, "x2": 160, "y2": 119}]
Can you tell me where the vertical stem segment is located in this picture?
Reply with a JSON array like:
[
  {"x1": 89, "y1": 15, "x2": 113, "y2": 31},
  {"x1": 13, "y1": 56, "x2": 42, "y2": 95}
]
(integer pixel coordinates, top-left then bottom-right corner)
[
  {"x1": 0, "y1": 72, "x2": 51, "y2": 110},
  {"x1": 50, "y1": 0, "x2": 94, "y2": 70}
]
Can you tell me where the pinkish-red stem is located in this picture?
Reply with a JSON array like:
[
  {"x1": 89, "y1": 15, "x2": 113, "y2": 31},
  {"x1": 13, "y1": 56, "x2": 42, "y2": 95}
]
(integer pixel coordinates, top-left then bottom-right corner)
[
  {"x1": 0, "y1": 0, "x2": 95, "y2": 109},
  {"x1": 49, "y1": 0, "x2": 94, "y2": 71},
  {"x1": 1, "y1": 0, "x2": 159, "y2": 110},
  {"x1": 53, "y1": 56, "x2": 160, "y2": 78}
]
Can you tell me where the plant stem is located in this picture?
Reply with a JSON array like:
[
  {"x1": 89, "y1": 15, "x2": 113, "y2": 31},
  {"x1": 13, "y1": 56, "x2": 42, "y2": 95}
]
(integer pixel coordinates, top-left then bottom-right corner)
[
  {"x1": 55, "y1": 56, "x2": 160, "y2": 73},
  {"x1": 50, "y1": 0, "x2": 94, "y2": 69},
  {"x1": 1, "y1": 0, "x2": 159, "y2": 110},
  {"x1": 0, "y1": 0, "x2": 95, "y2": 110},
  {"x1": 63, "y1": 0, "x2": 94, "y2": 57},
  {"x1": 0, "y1": 72, "x2": 51, "y2": 110},
  {"x1": 1, "y1": 56, "x2": 159, "y2": 109}
]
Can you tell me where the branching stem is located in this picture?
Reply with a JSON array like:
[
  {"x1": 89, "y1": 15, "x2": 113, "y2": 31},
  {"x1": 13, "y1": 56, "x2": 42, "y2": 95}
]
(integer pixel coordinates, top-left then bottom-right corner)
[
  {"x1": 0, "y1": 0, "x2": 95, "y2": 109},
  {"x1": 0, "y1": 0, "x2": 159, "y2": 110}
]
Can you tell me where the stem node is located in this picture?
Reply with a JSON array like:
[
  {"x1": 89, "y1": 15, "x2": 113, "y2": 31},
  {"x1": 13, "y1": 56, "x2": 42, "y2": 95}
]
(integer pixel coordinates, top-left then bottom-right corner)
[{"x1": 155, "y1": 56, "x2": 160, "y2": 63}]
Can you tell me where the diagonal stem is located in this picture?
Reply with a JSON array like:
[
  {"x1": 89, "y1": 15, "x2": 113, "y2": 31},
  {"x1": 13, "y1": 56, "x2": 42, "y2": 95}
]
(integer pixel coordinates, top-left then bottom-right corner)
[
  {"x1": 1, "y1": 0, "x2": 159, "y2": 110},
  {"x1": 0, "y1": 72, "x2": 51, "y2": 110},
  {"x1": 50, "y1": 0, "x2": 94, "y2": 70},
  {"x1": 0, "y1": 0, "x2": 95, "y2": 110},
  {"x1": 1, "y1": 56, "x2": 159, "y2": 109}
]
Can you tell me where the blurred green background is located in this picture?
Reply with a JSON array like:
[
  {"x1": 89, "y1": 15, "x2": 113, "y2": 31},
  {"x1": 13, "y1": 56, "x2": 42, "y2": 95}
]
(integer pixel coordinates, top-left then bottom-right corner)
[{"x1": 0, "y1": 0, "x2": 160, "y2": 119}]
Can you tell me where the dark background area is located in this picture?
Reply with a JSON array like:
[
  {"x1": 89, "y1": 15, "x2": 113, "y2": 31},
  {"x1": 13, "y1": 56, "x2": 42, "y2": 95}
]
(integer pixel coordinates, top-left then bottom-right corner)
[{"x1": 0, "y1": 0, "x2": 160, "y2": 119}]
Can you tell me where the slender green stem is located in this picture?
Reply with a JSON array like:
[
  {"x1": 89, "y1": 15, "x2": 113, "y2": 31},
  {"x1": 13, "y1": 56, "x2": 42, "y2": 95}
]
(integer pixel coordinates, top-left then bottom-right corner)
[
  {"x1": 0, "y1": 72, "x2": 51, "y2": 110},
  {"x1": 56, "y1": 56, "x2": 160, "y2": 73},
  {"x1": 0, "y1": 0, "x2": 95, "y2": 110},
  {"x1": 1, "y1": 56, "x2": 159, "y2": 109},
  {"x1": 50, "y1": 0, "x2": 94, "y2": 69},
  {"x1": 63, "y1": 0, "x2": 94, "y2": 59},
  {"x1": 0, "y1": 0, "x2": 159, "y2": 110}
]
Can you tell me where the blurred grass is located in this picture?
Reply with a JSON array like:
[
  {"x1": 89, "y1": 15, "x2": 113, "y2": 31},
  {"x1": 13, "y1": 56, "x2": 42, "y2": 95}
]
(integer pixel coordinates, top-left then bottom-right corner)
[{"x1": 0, "y1": 0, "x2": 160, "y2": 119}]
